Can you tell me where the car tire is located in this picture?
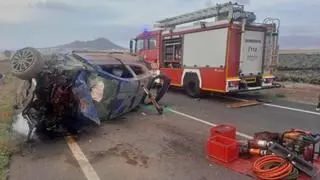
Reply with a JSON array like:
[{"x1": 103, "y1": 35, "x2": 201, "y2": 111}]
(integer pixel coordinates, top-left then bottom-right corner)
[
  {"x1": 142, "y1": 73, "x2": 171, "y2": 104},
  {"x1": 10, "y1": 47, "x2": 44, "y2": 80},
  {"x1": 152, "y1": 74, "x2": 171, "y2": 102},
  {"x1": 183, "y1": 73, "x2": 202, "y2": 98}
]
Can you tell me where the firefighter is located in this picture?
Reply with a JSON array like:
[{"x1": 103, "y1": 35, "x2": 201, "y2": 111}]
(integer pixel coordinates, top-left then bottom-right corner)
[{"x1": 316, "y1": 94, "x2": 320, "y2": 111}]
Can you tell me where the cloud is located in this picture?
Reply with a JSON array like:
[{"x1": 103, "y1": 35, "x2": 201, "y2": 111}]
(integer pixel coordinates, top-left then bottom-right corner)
[
  {"x1": 30, "y1": 0, "x2": 76, "y2": 12},
  {"x1": 235, "y1": 0, "x2": 251, "y2": 5},
  {"x1": 253, "y1": 0, "x2": 320, "y2": 24},
  {"x1": 0, "y1": 0, "x2": 319, "y2": 49},
  {"x1": 0, "y1": 0, "x2": 37, "y2": 23},
  {"x1": 281, "y1": 25, "x2": 319, "y2": 36}
]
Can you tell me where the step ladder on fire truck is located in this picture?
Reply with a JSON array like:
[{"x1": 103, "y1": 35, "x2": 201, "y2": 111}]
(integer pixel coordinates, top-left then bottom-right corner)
[
  {"x1": 154, "y1": 2, "x2": 280, "y2": 108},
  {"x1": 154, "y1": 2, "x2": 254, "y2": 28}
]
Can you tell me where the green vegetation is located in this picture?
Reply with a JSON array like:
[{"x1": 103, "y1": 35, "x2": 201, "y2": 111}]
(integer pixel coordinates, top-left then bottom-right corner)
[{"x1": 0, "y1": 73, "x2": 19, "y2": 180}]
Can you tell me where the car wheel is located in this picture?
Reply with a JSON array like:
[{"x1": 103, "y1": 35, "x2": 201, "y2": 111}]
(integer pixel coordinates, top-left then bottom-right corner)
[
  {"x1": 10, "y1": 47, "x2": 44, "y2": 80},
  {"x1": 142, "y1": 74, "x2": 171, "y2": 104},
  {"x1": 183, "y1": 73, "x2": 201, "y2": 98}
]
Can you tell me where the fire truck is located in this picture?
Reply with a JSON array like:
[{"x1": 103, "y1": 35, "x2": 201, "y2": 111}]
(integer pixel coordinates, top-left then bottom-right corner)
[{"x1": 130, "y1": 2, "x2": 280, "y2": 97}]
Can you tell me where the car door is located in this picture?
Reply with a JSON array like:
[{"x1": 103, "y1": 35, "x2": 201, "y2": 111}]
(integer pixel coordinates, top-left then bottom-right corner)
[
  {"x1": 96, "y1": 63, "x2": 139, "y2": 119},
  {"x1": 71, "y1": 52, "x2": 143, "y2": 120},
  {"x1": 127, "y1": 63, "x2": 152, "y2": 108}
]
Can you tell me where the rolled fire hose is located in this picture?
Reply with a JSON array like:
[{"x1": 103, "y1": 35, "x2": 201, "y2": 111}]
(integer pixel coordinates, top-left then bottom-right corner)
[{"x1": 252, "y1": 155, "x2": 295, "y2": 180}]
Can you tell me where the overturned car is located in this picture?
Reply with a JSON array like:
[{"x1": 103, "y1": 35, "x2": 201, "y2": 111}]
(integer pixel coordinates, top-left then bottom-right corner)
[{"x1": 11, "y1": 47, "x2": 170, "y2": 139}]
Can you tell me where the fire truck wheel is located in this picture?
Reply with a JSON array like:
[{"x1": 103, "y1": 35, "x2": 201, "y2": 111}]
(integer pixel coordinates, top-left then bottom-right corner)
[{"x1": 183, "y1": 73, "x2": 201, "y2": 98}]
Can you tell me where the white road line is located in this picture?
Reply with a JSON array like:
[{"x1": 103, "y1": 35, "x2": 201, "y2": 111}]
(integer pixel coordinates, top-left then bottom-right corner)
[
  {"x1": 264, "y1": 103, "x2": 320, "y2": 116},
  {"x1": 167, "y1": 108, "x2": 254, "y2": 140},
  {"x1": 216, "y1": 94, "x2": 320, "y2": 116},
  {"x1": 65, "y1": 136, "x2": 101, "y2": 180}
]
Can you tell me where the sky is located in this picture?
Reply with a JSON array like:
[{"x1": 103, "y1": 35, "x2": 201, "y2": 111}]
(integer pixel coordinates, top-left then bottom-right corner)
[{"x1": 0, "y1": 0, "x2": 319, "y2": 50}]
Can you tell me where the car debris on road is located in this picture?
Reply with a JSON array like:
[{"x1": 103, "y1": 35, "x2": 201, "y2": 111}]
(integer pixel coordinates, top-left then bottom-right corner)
[{"x1": 10, "y1": 47, "x2": 170, "y2": 141}]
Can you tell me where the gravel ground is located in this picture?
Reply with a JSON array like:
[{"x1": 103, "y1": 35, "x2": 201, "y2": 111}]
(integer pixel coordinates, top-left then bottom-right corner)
[{"x1": 277, "y1": 53, "x2": 320, "y2": 84}]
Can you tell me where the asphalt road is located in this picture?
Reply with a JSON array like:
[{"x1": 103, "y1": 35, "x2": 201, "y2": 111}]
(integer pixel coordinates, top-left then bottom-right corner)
[
  {"x1": 9, "y1": 90, "x2": 320, "y2": 180},
  {"x1": 163, "y1": 89, "x2": 320, "y2": 135}
]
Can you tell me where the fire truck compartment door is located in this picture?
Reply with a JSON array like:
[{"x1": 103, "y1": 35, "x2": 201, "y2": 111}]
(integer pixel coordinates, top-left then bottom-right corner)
[
  {"x1": 240, "y1": 31, "x2": 265, "y2": 76},
  {"x1": 182, "y1": 28, "x2": 228, "y2": 67}
]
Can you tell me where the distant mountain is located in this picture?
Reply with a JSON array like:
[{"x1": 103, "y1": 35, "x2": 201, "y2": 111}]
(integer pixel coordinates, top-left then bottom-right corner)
[{"x1": 53, "y1": 37, "x2": 126, "y2": 50}]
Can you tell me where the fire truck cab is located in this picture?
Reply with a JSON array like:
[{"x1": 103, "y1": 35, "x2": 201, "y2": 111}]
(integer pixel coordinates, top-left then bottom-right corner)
[{"x1": 130, "y1": 2, "x2": 280, "y2": 97}]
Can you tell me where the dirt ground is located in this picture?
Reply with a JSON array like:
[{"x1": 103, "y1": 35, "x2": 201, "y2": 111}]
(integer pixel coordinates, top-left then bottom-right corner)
[{"x1": 0, "y1": 61, "x2": 11, "y2": 74}]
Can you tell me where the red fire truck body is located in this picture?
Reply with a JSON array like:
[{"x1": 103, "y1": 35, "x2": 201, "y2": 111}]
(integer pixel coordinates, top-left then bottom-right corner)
[{"x1": 131, "y1": 2, "x2": 280, "y2": 97}]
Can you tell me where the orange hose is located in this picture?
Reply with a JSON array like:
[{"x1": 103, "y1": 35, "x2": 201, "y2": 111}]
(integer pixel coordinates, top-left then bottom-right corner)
[{"x1": 252, "y1": 155, "x2": 293, "y2": 180}]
